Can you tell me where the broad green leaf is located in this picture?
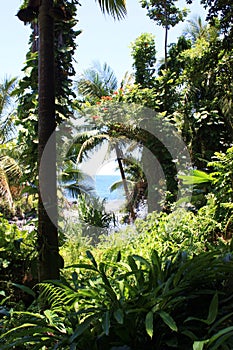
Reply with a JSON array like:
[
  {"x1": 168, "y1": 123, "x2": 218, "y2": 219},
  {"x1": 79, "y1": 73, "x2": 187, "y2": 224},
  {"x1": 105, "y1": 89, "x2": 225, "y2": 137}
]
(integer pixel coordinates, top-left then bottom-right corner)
[
  {"x1": 179, "y1": 169, "x2": 212, "y2": 185},
  {"x1": 132, "y1": 254, "x2": 151, "y2": 268},
  {"x1": 101, "y1": 283, "x2": 118, "y2": 302},
  {"x1": 127, "y1": 255, "x2": 138, "y2": 271},
  {"x1": 12, "y1": 283, "x2": 36, "y2": 298},
  {"x1": 99, "y1": 263, "x2": 113, "y2": 289},
  {"x1": 126, "y1": 308, "x2": 147, "y2": 314},
  {"x1": 5, "y1": 337, "x2": 51, "y2": 350},
  {"x1": 64, "y1": 263, "x2": 98, "y2": 272},
  {"x1": 102, "y1": 310, "x2": 110, "y2": 335},
  {"x1": 181, "y1": 329, "x2": 198, "y2": 341},
  {"x1": 208, "y1": 326, "x2": 233, "y2": 345},
  {"x1": 193, "y1": 340, "x2": 208, "y2": 350},
  {"x1": 44, "y1": 310, "x2": 66, "y2": 333},
  {"x1": 145, "y1": 311, "x2": 154, "y2": 338},
  {"x1": 69, "y1": 314, "x2": 99, "y2": 342},
  {"x1": 206, "y1": 293, "x2": 218, "y2": 324},
  {"x1": 158, "y1": 310, "x2": 178, "y2": 332},
  {"x1": 186, "y1": 293, "x2": 218, "y2": 325},
  {"x1": 209, "y1": 312, "x2": 233, "y2": 334},
  {"x1": 114, "y1": 309, "x2": 124, "y2": 324},
  {"x1": 210, "y1": 331, "x2": 233, "y2": 350},
  {"x1": 12, "y1": 311, "x2": 44, "y2": 319},
  {"x1": 151, "y1": 250, "x2": 161, "y2": 273},
  {"x1": 0, "y1": 324, "x2": 53, "y2": 342},
  {"x1": 86, "y1": 250, "x2": 98, "y2": 268}
]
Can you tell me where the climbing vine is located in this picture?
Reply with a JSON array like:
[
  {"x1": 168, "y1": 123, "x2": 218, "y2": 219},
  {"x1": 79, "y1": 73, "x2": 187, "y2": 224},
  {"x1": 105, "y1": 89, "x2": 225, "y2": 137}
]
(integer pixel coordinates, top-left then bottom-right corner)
[{"x1": 15, "y1": 0, "x2": 81, "y2": 184}]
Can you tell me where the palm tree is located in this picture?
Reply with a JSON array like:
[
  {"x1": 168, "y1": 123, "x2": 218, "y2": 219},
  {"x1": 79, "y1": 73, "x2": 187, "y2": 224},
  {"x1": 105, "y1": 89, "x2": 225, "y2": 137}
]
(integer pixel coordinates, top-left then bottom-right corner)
[
  {"x1": 37, "y1": 0, "x2": 59, "y2": 281},
  {"x1": 76, "y1": 62, "x2": 136, "y2": 221},
  {"x1": 0, "y1": 77, "x2": 17, "y2": 144},
  {"x1": 0, "y1": 77, "x2": 20, "y2": 213},
  {"x1": 0, "y1": 143, "x2": 23, "y2": 212},
  {"x1": 183, "y1": 15, "x2": 219, "y2": 43},
  {"x1": 78, "y1": 61, "x2": 118, "y2": 99},
  {"x1": 75, "y1": 125, "x2": 137, "y2": 221},
  {"x1": 36, "y1": 0, "x2": 127, "y2": 281},
  {"x1": 60, "y1": 159, "x2": 96, "y2": 199},
  {"x1": 110, "y1": 158, "x2": 147, "y2": 211}
]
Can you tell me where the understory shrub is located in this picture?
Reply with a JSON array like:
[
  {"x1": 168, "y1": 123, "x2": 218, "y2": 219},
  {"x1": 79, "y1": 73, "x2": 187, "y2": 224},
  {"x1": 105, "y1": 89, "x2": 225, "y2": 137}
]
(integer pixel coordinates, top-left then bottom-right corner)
[
  {"x1": 94, "y1": 196, "x2": 227, "y2": 264},
  {"x1": 1, "y1": 249, "x2": 233, "y2": 349},
  {"x1": 0, "y1": 215, "x2": 37, "y2": 305}
]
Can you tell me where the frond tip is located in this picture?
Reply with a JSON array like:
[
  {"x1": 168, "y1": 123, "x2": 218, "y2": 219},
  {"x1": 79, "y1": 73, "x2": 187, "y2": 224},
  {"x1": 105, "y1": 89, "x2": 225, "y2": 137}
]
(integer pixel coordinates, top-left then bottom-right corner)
[{"x1": 96, "y1": 0, "x2": 127, "y2": 20}]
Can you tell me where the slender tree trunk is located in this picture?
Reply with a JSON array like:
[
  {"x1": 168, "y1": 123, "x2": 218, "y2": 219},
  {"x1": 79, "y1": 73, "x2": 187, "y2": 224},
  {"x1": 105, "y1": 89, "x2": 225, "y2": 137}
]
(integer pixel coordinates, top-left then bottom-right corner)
[
  {"x1": 164, "y1": 24, "x2": 168, "y2": 70},
  {"x1": 115, "y1": 144, "x2": 136, "y2": 222},
  {"x1": 164, "y1": 1, "x2": 168, "y2": 70},
  {"x1": 38, "y1": 0, "x2": 60, "y2": 281}
]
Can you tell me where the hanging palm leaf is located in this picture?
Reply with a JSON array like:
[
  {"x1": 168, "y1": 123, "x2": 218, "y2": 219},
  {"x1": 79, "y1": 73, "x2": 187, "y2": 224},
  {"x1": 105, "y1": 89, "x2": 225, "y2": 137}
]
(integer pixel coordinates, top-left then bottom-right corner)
[
  {"x1": 96, "y1": 0, "x2": 127, "y2": 20},
  {"x1": 0, "y1": 167, "x2": 13, "y2": 208}
]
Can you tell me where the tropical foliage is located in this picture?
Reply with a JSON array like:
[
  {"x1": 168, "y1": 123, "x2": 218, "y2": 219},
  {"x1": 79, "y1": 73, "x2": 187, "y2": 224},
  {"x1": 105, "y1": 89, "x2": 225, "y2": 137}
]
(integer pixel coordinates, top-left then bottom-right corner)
[{"x1": 0, "y1": 0, "x2": 233, "y2": 348}]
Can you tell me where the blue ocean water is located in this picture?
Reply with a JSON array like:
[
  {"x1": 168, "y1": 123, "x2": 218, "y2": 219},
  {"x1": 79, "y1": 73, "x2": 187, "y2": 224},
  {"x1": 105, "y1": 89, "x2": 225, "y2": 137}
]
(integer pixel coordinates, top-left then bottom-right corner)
[{"x1": 95, "y1": 175, "x2": 124, "y2": 201}]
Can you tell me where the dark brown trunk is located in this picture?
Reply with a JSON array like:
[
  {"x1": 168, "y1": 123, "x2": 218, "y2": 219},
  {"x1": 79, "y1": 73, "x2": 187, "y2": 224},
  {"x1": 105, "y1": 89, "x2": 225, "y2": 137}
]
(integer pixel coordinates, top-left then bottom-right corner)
[
  {"x1": 38, "y1": 0, "x2": 60, "y2": 281},
  {"x1": 164, "y1": 25, "x2": 168, "y2": 70}
]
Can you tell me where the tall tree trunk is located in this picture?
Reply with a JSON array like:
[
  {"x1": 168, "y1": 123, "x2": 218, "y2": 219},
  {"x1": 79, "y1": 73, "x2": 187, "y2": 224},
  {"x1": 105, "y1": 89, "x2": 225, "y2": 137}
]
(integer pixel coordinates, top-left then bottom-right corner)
[
  {"x1": 38, "y1": 0, "x2": 60, "y2": 281},
  {"x1": 115, "y1": 144, "x2": 136, "y2": 222},
  {"x1": 164, "y1": 24, "x2": 168, "y2": 70},
  {"x1": 164, "y1": 1, "x2": 168, "y2": 70}
]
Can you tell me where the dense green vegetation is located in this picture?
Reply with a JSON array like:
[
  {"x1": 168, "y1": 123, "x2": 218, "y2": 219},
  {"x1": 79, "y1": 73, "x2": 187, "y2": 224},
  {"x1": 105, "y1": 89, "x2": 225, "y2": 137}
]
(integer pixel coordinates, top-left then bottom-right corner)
[{"x1": 0, "y1": 0, "x2": 233, "y2": 348}]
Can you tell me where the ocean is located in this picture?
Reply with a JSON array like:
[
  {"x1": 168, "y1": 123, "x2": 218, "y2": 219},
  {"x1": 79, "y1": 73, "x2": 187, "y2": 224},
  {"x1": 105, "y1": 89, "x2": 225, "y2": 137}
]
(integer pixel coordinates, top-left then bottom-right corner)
[
  {"x1": 64, "y1": 175, "x2": 147, "y2": 216},
  {"x1": 64, "y1": 174, "x2": 124, "y2": 202},
  {"x1": 95, "y1": 174, "x2": 124, "y2": 201}
]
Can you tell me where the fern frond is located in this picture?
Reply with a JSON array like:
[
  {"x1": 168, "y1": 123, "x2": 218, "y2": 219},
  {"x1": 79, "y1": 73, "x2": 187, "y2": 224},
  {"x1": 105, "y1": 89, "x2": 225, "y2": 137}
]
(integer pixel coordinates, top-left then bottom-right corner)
[{"x1": 38, "y1": 282, "x2": 78, "y2": 314}]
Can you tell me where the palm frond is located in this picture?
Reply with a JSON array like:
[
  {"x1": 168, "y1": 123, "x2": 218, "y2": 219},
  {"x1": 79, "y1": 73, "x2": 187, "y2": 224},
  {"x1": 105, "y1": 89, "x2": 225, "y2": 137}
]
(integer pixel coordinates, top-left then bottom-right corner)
[
  {"x1": 78, "y1": 77, "x2": 106, "y2": 99},
  {"x1": 78, "y1": 61, "x2": 118, "y2": 98},
  {"x1": 0, "y1": 77, "x2": 17, "y2": 142},
  {"x1": 0, "y1": 167, "x2": 13, "y2": 208},
  {"x1": 110, "y1": 179, "x2": 134, "y2": 192},
  {"x1": 0, "y1": 113, "x2": 16, "y2": 143},
  {"x1": 0, "y1": 143, "x2": 23, "y2": 206},
  {"x1": 183, "y1": 15, "x2": 219, "y2": 43},
  {"x1": 0, "y1": 155, "x2": 22, "y2": 180},
  {"x1": 101, "y1": 61, "x2": 118, "y2": 92},
  {"x1": 0, "y1": 77, "x2": 17, "y2": 114},
  {"x1": 61, "y1": 164, "x2": 96, "y2": 198},
  {"x1": 96, "y1": 0, "x2": 127, "y2": 20},
  {"x1": 76, "y1": 133, "x2": 110, "y2": 164},
  {"x1": 120, "y1": 71, "x2": 135, "y2": 89}
]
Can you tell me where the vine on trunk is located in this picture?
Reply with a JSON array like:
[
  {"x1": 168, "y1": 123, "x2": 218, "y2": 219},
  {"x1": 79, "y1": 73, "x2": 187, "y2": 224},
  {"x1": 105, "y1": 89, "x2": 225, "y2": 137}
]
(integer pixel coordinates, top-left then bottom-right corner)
[{"x1": 15, "y1": 0, "x2": 82, "y2": 185}]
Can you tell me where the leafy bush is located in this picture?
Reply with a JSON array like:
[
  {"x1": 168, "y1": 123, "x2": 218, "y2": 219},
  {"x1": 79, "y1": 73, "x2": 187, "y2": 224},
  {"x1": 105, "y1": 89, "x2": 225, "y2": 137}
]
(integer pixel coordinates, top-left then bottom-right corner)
[
  {"x1": 208, "y1": 147, "x2": 233, "y2": 204},
  {"x1": 179, "y1": 147, "x2": 233, "y2": 225},
  {"x1": 0, "y1": 214, "x2": 37, "y2": 308},
  {"x1": 0, "y1": 214, "x2": 36, "y2": 275},
  {"x1": 95, "y1": 197, "x2": 226, "y2": 265},
  {"x1": 1, "y1": 249, "x2": 233, "y2": 349},
  {"x1": 76, "y1": 194, "x2": 116, "y2": 245},
  {"x1": 60, "y1": 220, "x2": 91, "y2": 267}
]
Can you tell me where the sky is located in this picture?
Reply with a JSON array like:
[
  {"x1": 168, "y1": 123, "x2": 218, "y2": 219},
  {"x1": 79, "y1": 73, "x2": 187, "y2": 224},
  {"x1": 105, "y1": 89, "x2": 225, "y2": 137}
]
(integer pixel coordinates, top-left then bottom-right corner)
[
  {"x1": 1, "y1": 1, "x2": 206, "y2": 176},
  {"x1": 1, "y1": 0, "x2": 206, "y2": 83}
]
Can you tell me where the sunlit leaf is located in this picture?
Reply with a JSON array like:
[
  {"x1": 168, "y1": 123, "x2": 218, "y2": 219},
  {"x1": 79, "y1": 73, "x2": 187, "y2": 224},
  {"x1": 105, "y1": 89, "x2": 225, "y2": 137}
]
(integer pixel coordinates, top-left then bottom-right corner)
[
  {"x1": 145, "y1": 311, "x2": 154, "y2": 338},
  {"x1": 158, "y1": 310, "x2": 178, "y2": 332}
]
